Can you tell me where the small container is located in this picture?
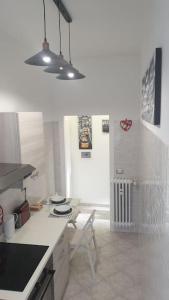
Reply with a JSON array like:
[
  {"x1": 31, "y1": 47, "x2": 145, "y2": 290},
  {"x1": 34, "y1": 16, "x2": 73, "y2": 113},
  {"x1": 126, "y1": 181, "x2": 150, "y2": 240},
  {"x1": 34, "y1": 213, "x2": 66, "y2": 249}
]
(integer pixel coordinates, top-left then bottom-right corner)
[
  {"x1": 0, "y1": 206, "x2": 3, "y2": 225},
  {"x1": 3, "y1": 214, "x2": 16, "y2": 240}
]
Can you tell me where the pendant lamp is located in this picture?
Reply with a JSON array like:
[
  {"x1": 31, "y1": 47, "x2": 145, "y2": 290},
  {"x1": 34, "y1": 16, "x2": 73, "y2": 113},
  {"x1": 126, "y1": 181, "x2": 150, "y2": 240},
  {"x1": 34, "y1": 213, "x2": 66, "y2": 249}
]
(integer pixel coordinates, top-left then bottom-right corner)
[
  {"x1": 57, "y1": 71, "x2": 85, "y2": 80},
  {"x1": 44, "y1": 0, "x2": 69, "y2": 73},
  {"x1": 56, "y1": 23, "x2": 85, "y2": 80},
  {"x1": 25, "y1": 0, "x2": 58, "y2": 66}
]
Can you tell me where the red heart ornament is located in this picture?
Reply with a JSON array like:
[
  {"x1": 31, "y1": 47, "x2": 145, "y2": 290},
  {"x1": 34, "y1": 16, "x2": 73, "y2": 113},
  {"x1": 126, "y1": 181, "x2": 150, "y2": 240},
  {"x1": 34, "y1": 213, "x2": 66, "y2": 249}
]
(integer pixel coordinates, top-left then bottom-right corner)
[{"x1": 120, "y1": 119, "x2": 132, "y2": 132}]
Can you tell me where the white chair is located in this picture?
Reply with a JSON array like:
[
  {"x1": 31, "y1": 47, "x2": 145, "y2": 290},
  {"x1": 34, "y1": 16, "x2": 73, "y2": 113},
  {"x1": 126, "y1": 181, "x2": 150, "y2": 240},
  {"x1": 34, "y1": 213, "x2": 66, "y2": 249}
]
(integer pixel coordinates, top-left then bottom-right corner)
[{"x1": 69, "y1": 210, "x2": 98, "y2": 278}]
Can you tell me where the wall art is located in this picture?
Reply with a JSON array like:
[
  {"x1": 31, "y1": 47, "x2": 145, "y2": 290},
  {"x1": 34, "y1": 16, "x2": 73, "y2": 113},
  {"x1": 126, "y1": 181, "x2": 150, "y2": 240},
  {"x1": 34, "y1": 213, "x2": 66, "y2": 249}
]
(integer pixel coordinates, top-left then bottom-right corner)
[
  {"x1": 102, "y1": 120, "x2": 109, "y2": 133},
  {"x1": 81, "y1": 152, "x2": 91, "y2": 158},
  {"x1": 141, "y1": 48, "x2": 162, "y2": 125},
  {"x1": 78, "y1": 115, "x2": 92, "y2": 149},
  {"x1": 120, "y1": 119, "x2": 132, "y2": 132}
]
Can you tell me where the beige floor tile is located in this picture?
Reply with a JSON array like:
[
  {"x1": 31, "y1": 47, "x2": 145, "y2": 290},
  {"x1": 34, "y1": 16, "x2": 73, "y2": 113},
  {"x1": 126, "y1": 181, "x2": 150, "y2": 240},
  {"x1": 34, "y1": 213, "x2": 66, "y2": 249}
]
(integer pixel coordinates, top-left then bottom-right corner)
[
  {"x1": 63, "y1": 291, "x2": 92, "y2": 300},
  {"x1": 112, "y1": 297, "x2": 126, "y2": 300},
  {"x1": 105, "y1": 271, "x2": 135, "y2": 294},
  {"x1": 110, "y1": 253, "x2": 134, "y2": 268},
  {"x1": 88, "y1": 280, "x2": 116, "y2": 300},
  {"x1": 99, "y1": 245, "x2": 119, "y2": 259},
  {"x1": 95, "y1": 234, "x2": 109, "y2": 248},
  {"x1": 125, "y1": 286, "x2": 141, "y2": 300},
  {"x1": 73, "y1": 268, "x2": 103, "y2": 288},
  {"x1": 97, "y1": 259, "x2": 119, "y2": 278},
  {"x1": 63, "y1": 276, "x2": 83, "y2": 298},
  {"x1": 125, "y1": 263, "x2": 142, "y2": 285}
]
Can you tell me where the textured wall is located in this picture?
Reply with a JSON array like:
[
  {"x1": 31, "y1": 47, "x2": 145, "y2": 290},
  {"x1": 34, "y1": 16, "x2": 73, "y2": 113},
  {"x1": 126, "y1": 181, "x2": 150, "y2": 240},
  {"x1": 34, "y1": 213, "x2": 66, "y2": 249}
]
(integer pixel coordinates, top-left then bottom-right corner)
[
  {"x1": 138, "y1": 123, "x2": 169, "y2": 300},
  {"x1": 112, "y1": 120, "x2": 140, "y2": 230},
  {"x1": 113, "y1": 120, "x2": 139, "y2": 179}
]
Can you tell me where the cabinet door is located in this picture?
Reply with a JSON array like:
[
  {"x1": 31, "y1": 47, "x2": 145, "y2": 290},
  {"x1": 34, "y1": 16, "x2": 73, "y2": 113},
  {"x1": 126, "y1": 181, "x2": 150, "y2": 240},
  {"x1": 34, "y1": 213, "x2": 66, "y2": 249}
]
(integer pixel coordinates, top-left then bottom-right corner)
[
  {"x1": 18, "y1": 112, "x2": 48, "y2": 201},
  {"x1": 53, "y1": 229, "x2": 70, "y2": 300},
  {"x1": 0, "y1": 113, "x2": 20, "y2": 163},
  {"x1": 54, "y1": 255, "x2": 69, "y2": 300}
]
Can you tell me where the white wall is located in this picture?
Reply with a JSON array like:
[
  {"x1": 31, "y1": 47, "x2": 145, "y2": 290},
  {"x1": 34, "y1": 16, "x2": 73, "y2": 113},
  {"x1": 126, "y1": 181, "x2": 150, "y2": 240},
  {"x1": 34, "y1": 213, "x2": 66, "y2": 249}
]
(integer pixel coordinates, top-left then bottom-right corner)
[
  {"x1": 139, "y1": 2, "x2": 169, "y2": 299},
  {"x1": 44, "y1": 120, "x2": 66, "y2": 196},
  {"x1": 113, "y1": 120, "x2": 139, "y2": 179},
  {"x1": 141, "y1": 0, "x2": 169, "y2": 145},
  {"x1": 65, "y1": 116, "x2": 110, "y2": 205}
]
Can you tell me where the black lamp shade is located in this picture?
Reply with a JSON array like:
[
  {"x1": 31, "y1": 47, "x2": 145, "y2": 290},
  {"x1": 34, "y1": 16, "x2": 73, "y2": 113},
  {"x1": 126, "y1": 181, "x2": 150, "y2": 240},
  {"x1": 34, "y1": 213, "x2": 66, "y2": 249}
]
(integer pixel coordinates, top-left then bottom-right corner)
[
  {"x1": 57, "y1": 71, "x2": 85, "y2": 80},
  {"x1": 56, "y1": 62, "x2": 85, "y2": 80},
  {"x1": 44, "y1": 53, "x2": 69, "y2": 73},
  {"x1": 24, "y1": 40, "x2": 59, "y2": 66}
]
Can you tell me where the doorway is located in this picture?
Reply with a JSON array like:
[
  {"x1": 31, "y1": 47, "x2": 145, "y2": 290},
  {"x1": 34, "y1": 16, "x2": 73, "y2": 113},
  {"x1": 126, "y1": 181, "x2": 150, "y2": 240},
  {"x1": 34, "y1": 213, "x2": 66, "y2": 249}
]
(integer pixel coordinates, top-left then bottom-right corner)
[{"x1": 64, "y1": 115, "x2": 110, "y2": 210}]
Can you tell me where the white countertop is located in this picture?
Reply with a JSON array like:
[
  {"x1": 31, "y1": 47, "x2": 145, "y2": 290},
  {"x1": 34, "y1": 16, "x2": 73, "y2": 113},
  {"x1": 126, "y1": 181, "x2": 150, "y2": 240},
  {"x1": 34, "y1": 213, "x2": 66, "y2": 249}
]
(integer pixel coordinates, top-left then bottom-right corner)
[{"x1": 0, "y1": 205, "x2": 68, "y2": 300}]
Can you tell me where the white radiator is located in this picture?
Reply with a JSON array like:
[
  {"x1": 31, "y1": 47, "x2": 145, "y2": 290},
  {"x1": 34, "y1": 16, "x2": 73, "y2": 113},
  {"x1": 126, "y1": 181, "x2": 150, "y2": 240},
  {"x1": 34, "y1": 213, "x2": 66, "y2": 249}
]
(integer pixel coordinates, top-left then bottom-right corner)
[{"x1": 112, "y1": 178, "x2": 134, "y2": 231}]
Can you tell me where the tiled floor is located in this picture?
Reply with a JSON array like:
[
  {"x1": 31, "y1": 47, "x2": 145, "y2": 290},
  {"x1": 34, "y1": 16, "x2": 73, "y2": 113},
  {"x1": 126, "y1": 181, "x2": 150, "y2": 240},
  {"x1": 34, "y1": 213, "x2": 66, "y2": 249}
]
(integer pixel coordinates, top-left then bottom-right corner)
[{"x1": 63, "y1": 214, "x2": 141, "y2": 300}]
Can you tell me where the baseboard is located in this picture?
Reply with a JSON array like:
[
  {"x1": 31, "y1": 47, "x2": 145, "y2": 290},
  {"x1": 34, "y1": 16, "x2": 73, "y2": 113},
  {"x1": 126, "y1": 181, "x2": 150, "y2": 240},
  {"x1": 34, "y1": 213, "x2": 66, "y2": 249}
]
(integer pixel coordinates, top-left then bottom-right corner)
[
  {"x1": 110, "y1": 222, "x2": 137, "y2": 233},
  {"x1": 80, "y1": 203, "x2": 110, "y2": 209}
]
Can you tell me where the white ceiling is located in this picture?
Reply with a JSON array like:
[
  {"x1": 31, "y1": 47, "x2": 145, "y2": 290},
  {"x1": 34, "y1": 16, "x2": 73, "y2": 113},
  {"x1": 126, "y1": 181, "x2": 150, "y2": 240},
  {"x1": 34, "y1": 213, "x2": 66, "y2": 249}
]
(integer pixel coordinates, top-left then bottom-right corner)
[
  {"x1": 0, "y1": 0, "x2": 144, "y2": 119},
  {"x1": 0, "y1": 0, "x2": 144, "y2": 58}
]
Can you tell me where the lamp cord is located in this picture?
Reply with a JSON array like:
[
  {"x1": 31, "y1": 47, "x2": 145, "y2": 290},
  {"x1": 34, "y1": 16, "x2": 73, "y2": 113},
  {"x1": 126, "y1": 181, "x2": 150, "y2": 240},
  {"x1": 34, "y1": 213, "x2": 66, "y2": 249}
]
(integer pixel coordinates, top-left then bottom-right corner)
[
  {"x1": 58, "y1": 0, "x2": 62, "y2": 54},
  {"x1": 43, "y1": 0, "x2": 47, "y2": 41},
  {"x1": 69, "y1": 23, "x2": 72, "y2": 64}
]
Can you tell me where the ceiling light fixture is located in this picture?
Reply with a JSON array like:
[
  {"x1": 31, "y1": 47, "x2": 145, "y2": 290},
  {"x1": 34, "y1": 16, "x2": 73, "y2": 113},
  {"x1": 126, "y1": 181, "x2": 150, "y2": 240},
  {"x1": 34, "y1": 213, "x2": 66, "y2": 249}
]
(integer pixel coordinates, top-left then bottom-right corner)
[
  {"x1": 44, "y1": 0, "x2": 69, "y2": 74},
  {"x1": 57, "y1": 23, "x2": 85, "y2": 80},
  {"x1": 24, "y1": 0, "x2": 58, "y2": 66}
]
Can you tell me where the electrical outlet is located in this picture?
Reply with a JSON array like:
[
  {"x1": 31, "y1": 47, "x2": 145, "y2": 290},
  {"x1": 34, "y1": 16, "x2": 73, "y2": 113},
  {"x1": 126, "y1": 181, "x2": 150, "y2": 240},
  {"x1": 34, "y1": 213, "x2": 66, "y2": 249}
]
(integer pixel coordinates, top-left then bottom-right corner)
[{"x1": 116, "y1": 169, "x2": 124, "y2": 175}]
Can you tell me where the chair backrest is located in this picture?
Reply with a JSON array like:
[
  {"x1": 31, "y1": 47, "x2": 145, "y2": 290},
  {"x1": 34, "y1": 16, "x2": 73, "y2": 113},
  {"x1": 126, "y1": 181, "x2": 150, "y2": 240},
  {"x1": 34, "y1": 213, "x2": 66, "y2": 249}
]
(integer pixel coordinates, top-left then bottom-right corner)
[
  {"x1": 70, "y1": 210, "x2": 96, "y2": 260},
  {"x1": 83, "y1": 209, "x2": 96, "y2": 231}
]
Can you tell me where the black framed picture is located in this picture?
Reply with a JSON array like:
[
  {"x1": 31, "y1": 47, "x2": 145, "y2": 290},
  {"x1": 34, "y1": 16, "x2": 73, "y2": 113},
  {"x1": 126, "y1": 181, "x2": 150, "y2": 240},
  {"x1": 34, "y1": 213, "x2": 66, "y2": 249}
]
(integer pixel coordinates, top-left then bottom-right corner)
[
  {"x1": 102, "y1": 120, "x2": 109, "y2": 133},
  {"x1": 78, "y1": 116, "x2": 92, "y2": 149},
  {"x1": 141, "y1": 48, "x2": 162, "y2": 125}
]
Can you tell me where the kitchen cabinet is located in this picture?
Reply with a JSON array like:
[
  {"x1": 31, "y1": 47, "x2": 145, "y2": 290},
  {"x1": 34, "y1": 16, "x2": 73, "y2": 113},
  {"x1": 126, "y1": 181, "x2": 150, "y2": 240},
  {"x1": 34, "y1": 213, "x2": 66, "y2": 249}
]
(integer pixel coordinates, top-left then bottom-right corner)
[
  {"x1": 53, "y1": 228, "x2": 69, "y2": 300},
  {"x1": 0, "y1": 112, "x2": 47, "y2": 200}
]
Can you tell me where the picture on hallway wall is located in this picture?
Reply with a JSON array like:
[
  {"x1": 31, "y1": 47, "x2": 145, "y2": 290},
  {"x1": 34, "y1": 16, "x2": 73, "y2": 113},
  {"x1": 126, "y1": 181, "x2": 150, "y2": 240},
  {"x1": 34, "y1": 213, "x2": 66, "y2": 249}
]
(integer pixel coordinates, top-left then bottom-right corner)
[
  {"x1": 78, "y1": 115, "x2": 92, "y2": 149},
  {"x1": 81, "y1": 152, "x2": 91, "y2": 158},
  {"x1": 102, "y1": 120, "x2": 109, "y2": 133},
  {"x1": 141, "y1": 48, "x2": 162, "y2": 125}
]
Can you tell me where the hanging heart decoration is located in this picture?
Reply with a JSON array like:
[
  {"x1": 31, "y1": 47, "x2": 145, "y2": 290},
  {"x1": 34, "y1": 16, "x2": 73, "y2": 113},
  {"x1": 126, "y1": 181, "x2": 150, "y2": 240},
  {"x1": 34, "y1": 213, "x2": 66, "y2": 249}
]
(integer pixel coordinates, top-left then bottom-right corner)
[{"x1": 120, "y1": 118, "x2": 132, "y2": 132}]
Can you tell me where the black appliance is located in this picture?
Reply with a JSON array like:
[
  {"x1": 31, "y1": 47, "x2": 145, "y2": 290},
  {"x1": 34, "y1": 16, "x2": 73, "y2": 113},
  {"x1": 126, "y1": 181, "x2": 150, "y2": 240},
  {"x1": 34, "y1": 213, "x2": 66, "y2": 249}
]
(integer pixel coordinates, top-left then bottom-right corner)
[{"x1": 0, "y1": 242, "x2": 54, "y2": 299}]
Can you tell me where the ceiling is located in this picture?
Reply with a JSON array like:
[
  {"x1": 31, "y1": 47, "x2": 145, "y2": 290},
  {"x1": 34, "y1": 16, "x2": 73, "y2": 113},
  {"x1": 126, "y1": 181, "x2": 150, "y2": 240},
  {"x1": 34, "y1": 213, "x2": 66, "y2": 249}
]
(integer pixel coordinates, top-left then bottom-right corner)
[
  {"x1": 0, "y1": 0, "x2": 145, "y2": 118},
  {"x1": 0, "y1": 0, "x2": 144, "y2": 59}
]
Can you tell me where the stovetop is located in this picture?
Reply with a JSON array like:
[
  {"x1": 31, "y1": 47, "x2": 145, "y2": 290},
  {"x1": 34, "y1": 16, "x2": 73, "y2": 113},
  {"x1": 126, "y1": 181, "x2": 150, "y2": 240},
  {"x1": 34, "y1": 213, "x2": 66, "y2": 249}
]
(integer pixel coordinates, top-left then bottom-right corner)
[{"x1": 0, "y1": 242, "x2": 48, "y2": 292}]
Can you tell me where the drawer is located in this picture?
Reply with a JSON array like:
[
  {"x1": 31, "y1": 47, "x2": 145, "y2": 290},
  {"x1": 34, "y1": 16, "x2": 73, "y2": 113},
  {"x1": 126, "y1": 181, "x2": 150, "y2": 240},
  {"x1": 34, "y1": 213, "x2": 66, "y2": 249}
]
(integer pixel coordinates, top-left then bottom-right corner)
[
  {"x1": 54, "y1": 255, "x2": 69, "y2": 300},
  {"x1": 53, "y1": 230, "x2": 69, "y2": 270}
]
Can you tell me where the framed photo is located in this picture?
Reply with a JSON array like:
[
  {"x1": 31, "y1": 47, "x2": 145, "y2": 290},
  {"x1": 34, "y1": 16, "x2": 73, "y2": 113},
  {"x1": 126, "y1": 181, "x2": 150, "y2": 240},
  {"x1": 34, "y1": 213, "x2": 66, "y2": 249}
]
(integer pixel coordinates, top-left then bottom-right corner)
[
  {"x1": 81, "y1": 152, "x2": 91, "y2": 158},
  {"x1": 102, "y1": 120, "x2": 109, "y2": 133},
  {"x1": 78, "y1": 116, "x2": 92, "y2": 149},
  {"x1": 141, "y1": 48, "x2": 162, "y2": 125}
]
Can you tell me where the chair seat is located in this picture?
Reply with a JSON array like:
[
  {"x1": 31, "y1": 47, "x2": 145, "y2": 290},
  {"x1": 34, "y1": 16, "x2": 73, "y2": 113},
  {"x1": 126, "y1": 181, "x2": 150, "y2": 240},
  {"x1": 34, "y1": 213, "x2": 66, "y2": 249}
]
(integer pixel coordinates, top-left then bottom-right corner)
[{"x1": 70, "y1": 229, "x2": 93, "y2": 247}]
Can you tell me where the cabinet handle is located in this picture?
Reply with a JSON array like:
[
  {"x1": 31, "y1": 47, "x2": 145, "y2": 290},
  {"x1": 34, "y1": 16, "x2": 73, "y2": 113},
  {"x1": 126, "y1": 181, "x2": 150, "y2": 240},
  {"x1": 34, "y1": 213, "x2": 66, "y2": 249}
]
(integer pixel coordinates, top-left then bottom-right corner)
[{"x1": 34, "y1": 269, "x2": 55, "y2": 300}]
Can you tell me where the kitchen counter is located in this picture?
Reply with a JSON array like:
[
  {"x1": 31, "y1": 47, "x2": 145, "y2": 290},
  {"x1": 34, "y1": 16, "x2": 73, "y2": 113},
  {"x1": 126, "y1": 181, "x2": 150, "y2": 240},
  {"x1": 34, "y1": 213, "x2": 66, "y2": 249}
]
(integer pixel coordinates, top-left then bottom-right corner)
[{"x1": 0, "y1": 205, "x2": 68, "y2": 300}]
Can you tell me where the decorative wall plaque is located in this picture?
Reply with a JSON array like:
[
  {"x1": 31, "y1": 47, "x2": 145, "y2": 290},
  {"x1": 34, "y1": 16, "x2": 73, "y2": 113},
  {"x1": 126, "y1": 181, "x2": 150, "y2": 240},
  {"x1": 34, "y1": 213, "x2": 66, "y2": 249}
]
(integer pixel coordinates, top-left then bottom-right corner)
[
  {"x1": 78, "y1": 116, "x2": 92, "y2": 149},
  {"x1": 141, "y1": 48, "x2": 162, "y2": 125}
]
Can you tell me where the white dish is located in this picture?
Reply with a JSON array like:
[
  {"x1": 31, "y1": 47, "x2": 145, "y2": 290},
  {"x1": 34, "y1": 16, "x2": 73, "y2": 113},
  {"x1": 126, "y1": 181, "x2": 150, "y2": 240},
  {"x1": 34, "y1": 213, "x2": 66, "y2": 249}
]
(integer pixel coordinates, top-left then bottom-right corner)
[
  {"x1": 51, "y1": 199, "x2": 70, "y2": 206},
  {"x1": 49, "y1": 195, "x2": 65, "y2": 203},
  {"x1": 50, "y1": 198, "x2": 66, "y2": 205},
  {"x1": 54, "y1": 204, "x2": 71, "y2": 213},
  {"x1": 50, "y1": 207, "x2": 72, "y2": 217}
]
